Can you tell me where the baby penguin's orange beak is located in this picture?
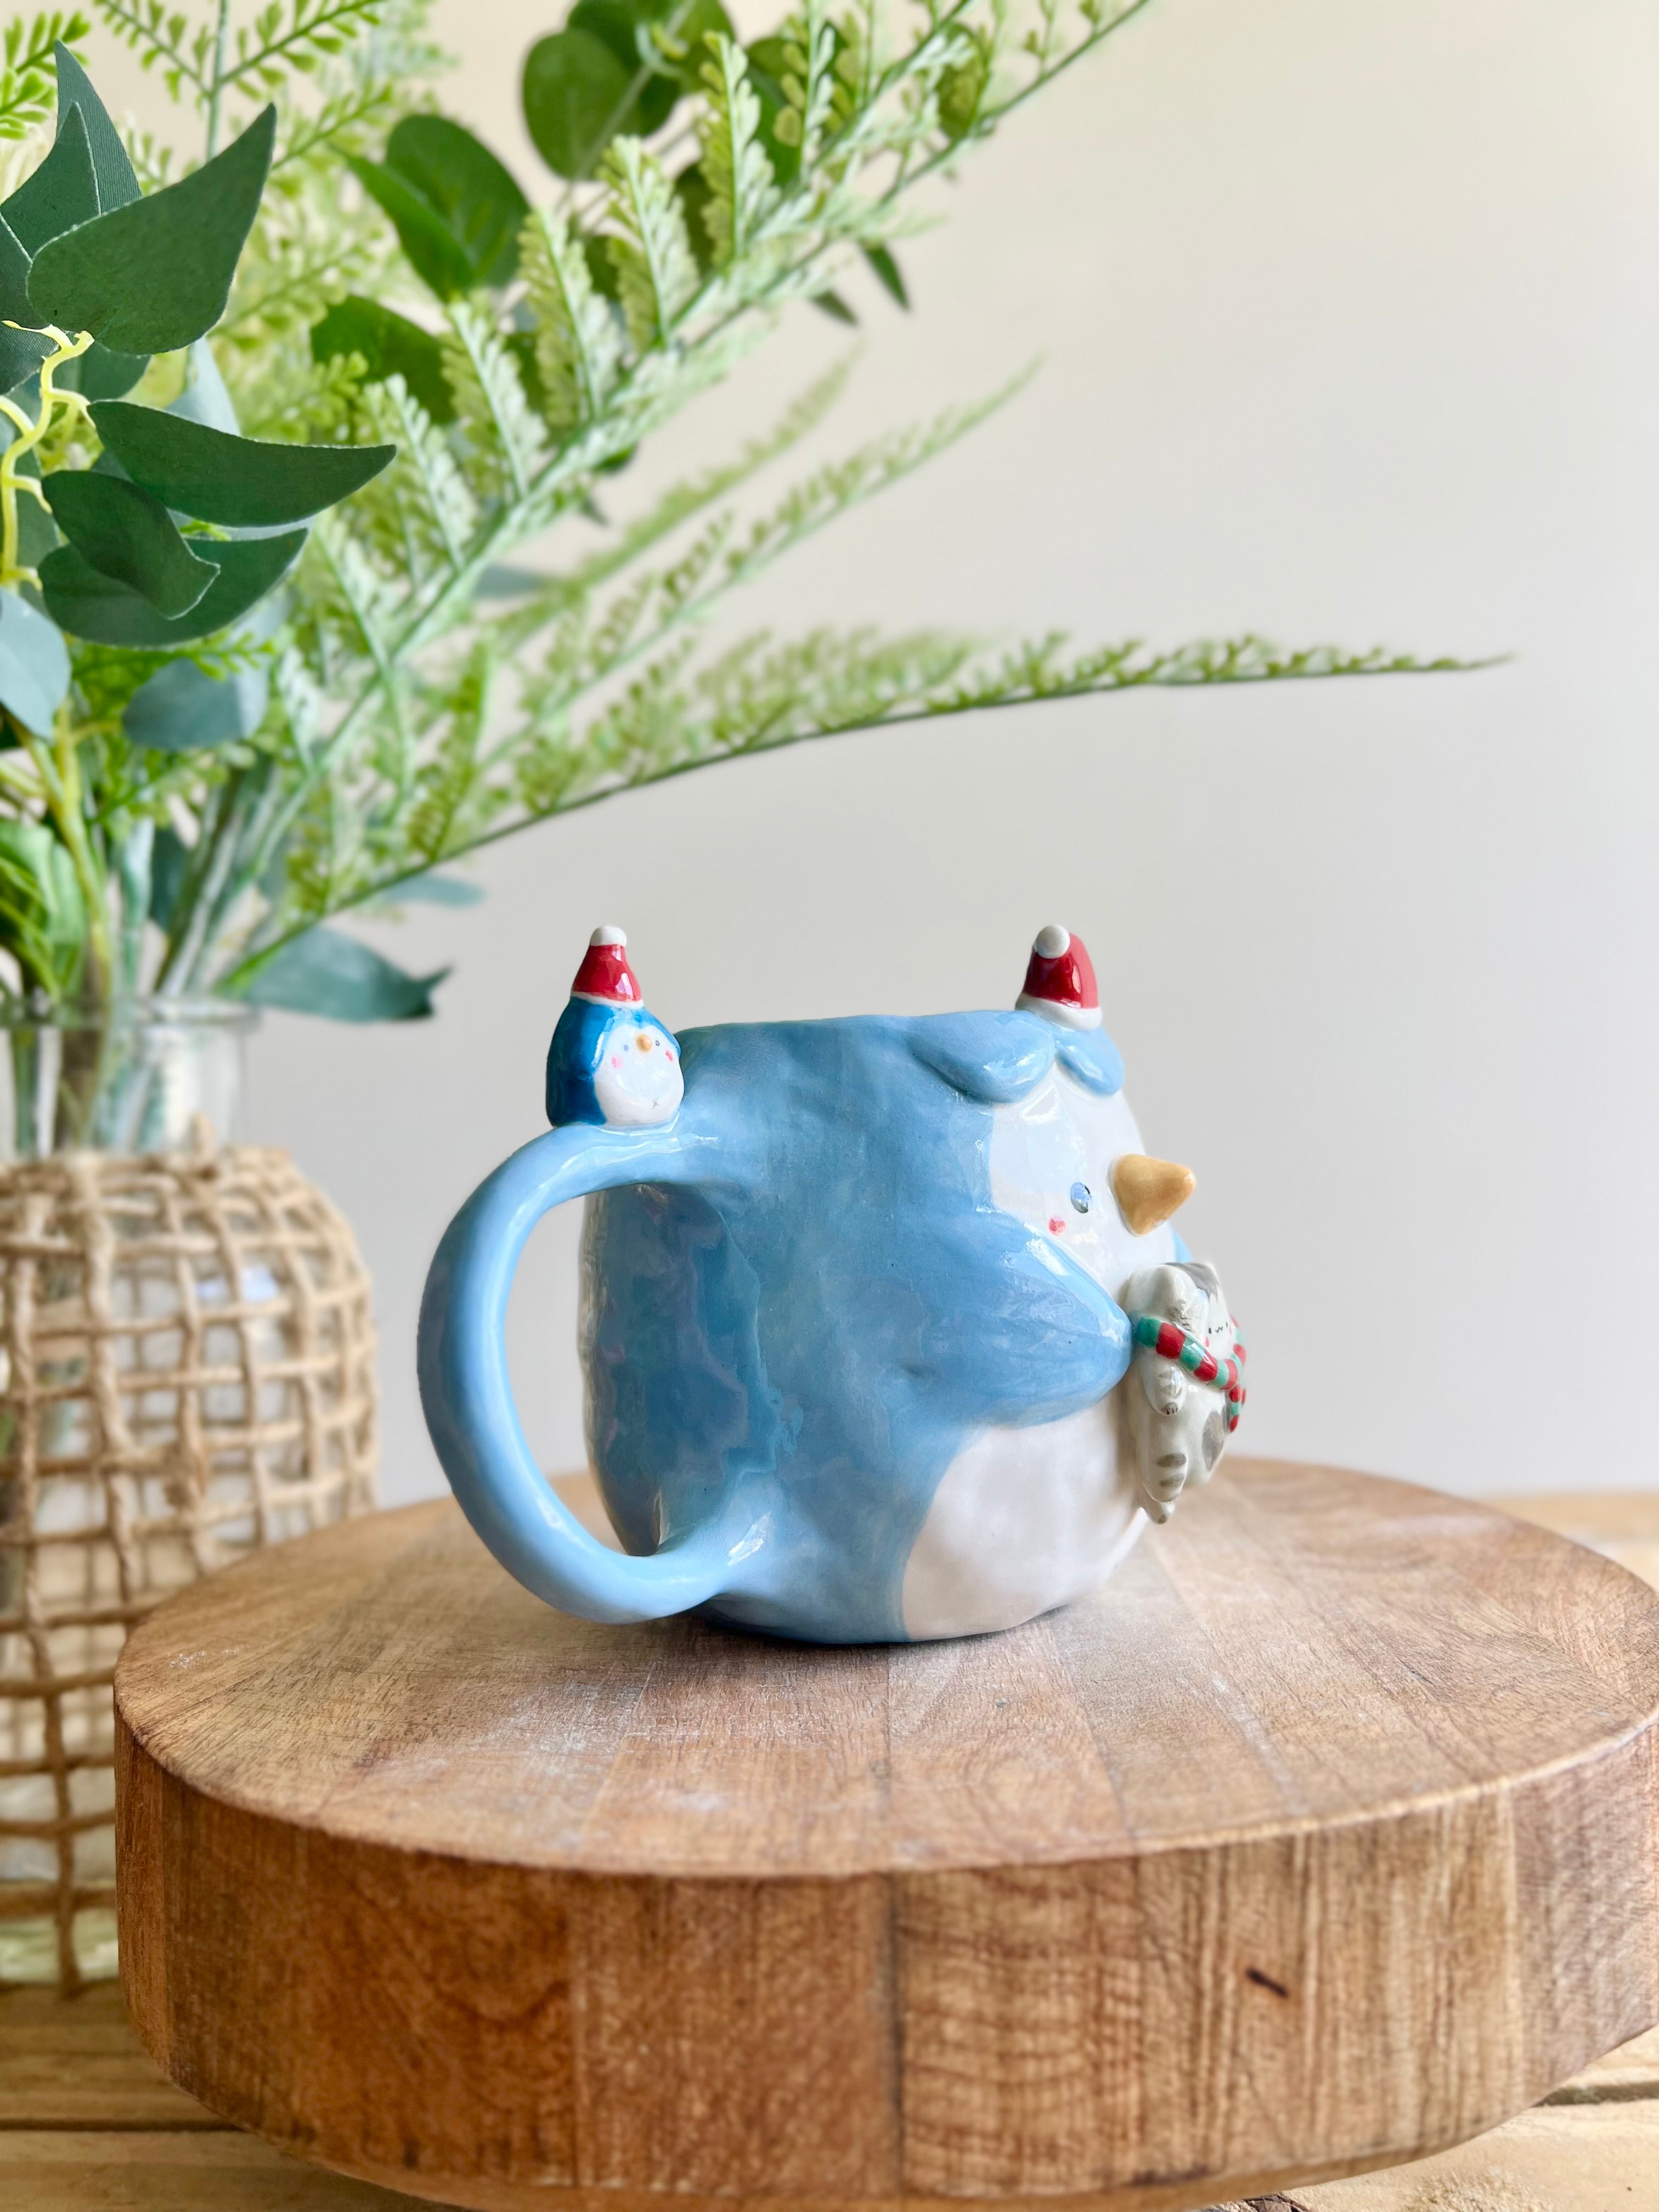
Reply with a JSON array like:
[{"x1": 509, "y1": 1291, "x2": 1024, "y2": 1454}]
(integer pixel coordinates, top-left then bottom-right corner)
[{"x1": 1111, "y1": 1154, "x2": 1196, "y2": 1235}]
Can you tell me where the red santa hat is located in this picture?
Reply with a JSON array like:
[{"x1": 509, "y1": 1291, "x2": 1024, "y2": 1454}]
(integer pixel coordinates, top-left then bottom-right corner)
[
  {"x1": 571, "y1": 924, "x2": 643, "y2": 1006},
  {"x1": 1016, "y1": 924, "x2": 1101, "y2": 1030}
]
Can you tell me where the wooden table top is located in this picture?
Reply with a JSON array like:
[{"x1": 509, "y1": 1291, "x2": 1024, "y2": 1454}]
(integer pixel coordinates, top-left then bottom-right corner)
[{"x1": 4, "y1": 1484, "x2": 1658, "y2": 2211}]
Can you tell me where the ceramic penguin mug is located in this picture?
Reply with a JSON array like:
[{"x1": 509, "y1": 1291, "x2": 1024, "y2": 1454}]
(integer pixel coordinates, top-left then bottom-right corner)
[{"x1": 417, "y1": 926, "x2": 1245, "y2": 1644}]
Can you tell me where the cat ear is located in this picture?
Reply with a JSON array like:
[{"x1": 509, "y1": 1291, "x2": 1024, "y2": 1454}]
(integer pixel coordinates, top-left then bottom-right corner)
[{"x1": 907, "y1": 1011, "x2": 1055, "y2": 1103}]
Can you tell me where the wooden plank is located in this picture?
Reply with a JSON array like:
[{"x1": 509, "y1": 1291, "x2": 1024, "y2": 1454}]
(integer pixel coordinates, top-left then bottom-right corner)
[
  {"x1": 0, "y1": 1984, "x2": 218, "y2": 2131},
  {"x1": 1296, "y1": 2099, "x2": 1659, "y2": 2209},
  {"x1": 0, "y1": 2129, "x2": 447, "y2": 2208}
]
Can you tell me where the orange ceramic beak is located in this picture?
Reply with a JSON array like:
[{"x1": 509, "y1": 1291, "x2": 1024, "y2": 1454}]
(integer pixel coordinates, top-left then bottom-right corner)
[{"x1": 1110, "y1": 1154, "x2": 1196, "y2": 1236}]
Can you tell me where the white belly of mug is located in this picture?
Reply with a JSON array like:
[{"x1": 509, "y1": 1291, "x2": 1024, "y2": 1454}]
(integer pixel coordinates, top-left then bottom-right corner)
[{"x1": 900, "y1": 1396, "x2": 1147, "y2": 1640}]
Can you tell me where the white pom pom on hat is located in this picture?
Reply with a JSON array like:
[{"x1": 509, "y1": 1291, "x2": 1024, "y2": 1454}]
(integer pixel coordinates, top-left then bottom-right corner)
[{"x1": 1016, "y1": 923, "x2": 1102, "y2": 1030}]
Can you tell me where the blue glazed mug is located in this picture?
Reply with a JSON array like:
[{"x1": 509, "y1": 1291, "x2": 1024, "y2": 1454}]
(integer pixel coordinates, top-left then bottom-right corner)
[{"x1": 418, "y1": 926, "x2": 1243, "y2": 1644}]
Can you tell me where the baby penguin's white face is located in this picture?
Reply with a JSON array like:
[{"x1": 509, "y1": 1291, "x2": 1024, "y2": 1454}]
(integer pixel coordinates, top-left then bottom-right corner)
[
  {"x1": 986, "y1": 1068, "x2": 1177, "y2": 1301},
  {"x1": 592, "y1": 1013, "x2": 683, "y2": 1128}
]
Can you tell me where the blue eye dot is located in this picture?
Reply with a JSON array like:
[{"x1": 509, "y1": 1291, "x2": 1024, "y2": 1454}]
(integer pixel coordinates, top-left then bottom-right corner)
[{"x1": 1070, "y1": 1181, "x2": 1091, "y2": 1214}]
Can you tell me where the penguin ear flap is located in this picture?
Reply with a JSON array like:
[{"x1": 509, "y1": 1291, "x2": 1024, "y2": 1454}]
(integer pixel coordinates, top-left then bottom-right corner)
[
  {"x1": 1054, "y1": 1027, "x2": 1124, "y2": 1096},
  {"x1": 908, "y1": 1012, "x2": 1056, "y2": 1103}
]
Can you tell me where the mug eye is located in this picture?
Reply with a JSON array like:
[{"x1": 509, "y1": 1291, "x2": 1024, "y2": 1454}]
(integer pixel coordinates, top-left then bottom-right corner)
[{"x1": 1070, "y1": 1181, "x2": 1091, "y2": 1214}]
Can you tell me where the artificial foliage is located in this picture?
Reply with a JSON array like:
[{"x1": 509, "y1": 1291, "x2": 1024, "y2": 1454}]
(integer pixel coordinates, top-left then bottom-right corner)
[{"x1": 0, "y1": 0, "x2": 1459, "y2": 1056}]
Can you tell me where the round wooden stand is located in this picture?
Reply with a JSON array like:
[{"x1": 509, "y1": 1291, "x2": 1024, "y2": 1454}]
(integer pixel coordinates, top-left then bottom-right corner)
[{"x1": 114, "y1": 1460, "x2": 1659, "y2": 2212}]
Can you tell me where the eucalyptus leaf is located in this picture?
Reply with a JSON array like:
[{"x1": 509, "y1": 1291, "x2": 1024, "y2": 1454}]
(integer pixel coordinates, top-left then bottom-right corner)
[
  {"x1": 810, "y1": 290, "x2": 857, "y2": 326},
  {"x1": 29, "y1": 105, "x2": 276, "y2": 354},
  {"x1": 52, "y1": 43, "x2": 142, "y2": 211},
  {"x1": 73, "y1": 342, "x2": 150, "y2": 400},
  {"x1": 40, "y1": 528, "x2": 307, "y2": 647},
  {"x1": 648, "y1": 0, "x2": 733, "y2": 89},
  {"x1": 241, "y1": 926, "x2": 448, "y2": 1022},
  {"x1": 0, "y1": 215, "x2": 30, "y2": 325},
  {"x1": 3, "y1": 104, "x2": 98, "y2": 254},
  {"x1": 569, "y1": 0, "x2": 652, "y2": 71},
  {"x1": 123, "y1": 657, "x2": 270, "y2": 750},
  {"x1": 16, "y1": 481, "x2": 59, "y2": 571},
  {"x1": 568, "y1": 1, "x2": 677, "y2": 129},
  {"x1": 382, "y1": 117, "x2": 529, "y2": 291},
  {"x1": 522, "y1": 27, "x2": 635, "y2": 180},
  {"x1": 345, "y1": 152, "x2": 475, "y2": 300},
  {"x1": 312, "y1": 295, "x2": 455, "y2": 423},
  {"x1": 0, "y1": 327, "x2": 54, "y2": 395},
  {"x1": 42, "y1": 470, "x2": 217, "y2": 616},
  {"x1": 169, "y1": 338, "x2": 241, "y2": 433},
  {"x1": 88, "y1": 404, "x2": 395, "y2": 527},
  {"x1": 0, "y1": 585, "x2": 69, "y2": 734}
]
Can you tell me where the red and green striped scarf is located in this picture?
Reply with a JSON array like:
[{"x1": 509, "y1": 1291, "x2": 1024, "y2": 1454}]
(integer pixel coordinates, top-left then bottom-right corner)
[{"x1": 1129, "y1": 1313, "x2": 1248, "y2": 1432}]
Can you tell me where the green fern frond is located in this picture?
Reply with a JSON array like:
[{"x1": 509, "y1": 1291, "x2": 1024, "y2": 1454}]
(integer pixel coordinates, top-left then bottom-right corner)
[
  {"x1": 698, "y1": 369, "x2": 1036, "y2": 612},
  {"x1": 361, "y1": 372, "x2": 478, "y2": 574},
  {"x1": 95, "y1": 0, "x2": 388, "y2": 121},
  {"x1": 224, "y1": 0, "x2": 385, "y2": 93},
  {"x1": 599, "y1": 137, "x2": 699, "y2": 354},
  {"x1": 159, "y1": 0, "x2": 1472, "y2": 1010},
  {"x1": 440, "y1": 302, "x2": 547, "y2": 503},
  {"x1": 776, "y1": 0, "x2": 836, "y2": 168},
  {"x1": 698, "y1": 35, "x2": 776, "y2": 267},
  {"x1": 0, "y1": 11, "x2": 89, "y2": 139},
  {"x1": 511, "y1": 625, "x2": 1475, "y2": 828},
  {"x1": 920, "y1": 632, "x2": 1480, "y2": 714},
  {"x1": 400, "y1": 641, "x2": 510, "y2": 864},
  {"x1": 91, "y1": 0, "x2": 213, "y2": 99},
  {"x1": 273, "y1": 644, "x2": 323, "y2": 763},
  {"x1": 562, "y1": 353, "x2": 854, "y2": 603},
  {"x1": 520, "y1": 208, "x2": 623, "y2": 435}
]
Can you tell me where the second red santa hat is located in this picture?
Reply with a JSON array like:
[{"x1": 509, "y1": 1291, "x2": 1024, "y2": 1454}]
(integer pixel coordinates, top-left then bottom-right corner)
[
  {"x1": 571, "y1": 924, "x2": 643, "y2": 1005},
  {"x1": 1016, "y1": 924, "x2": 1101, "y2": 1030}
]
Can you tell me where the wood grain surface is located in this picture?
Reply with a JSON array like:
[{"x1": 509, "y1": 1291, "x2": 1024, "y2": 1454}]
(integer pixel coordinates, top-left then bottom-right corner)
[
  {"x1": 4, "y1": 1990, "x2": 1657, "y2": 2212},
  {"x1": 110, "y1": 1462, "x2": 1659, "y2": 2212}
]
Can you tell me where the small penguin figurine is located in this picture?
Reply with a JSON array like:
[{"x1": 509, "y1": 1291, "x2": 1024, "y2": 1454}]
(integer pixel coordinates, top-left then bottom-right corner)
[{"x1": 545, "y1": 926, "x2": 684, "y2": 1130}]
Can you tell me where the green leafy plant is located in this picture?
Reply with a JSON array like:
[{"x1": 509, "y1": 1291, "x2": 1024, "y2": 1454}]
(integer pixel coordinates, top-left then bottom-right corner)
[
  {"x1": 0, "y1": 40, "x2": 390, "y2": 1051},
  {"x1": 0, "y1": 1, "x2": 1466, "y2": 1077}
]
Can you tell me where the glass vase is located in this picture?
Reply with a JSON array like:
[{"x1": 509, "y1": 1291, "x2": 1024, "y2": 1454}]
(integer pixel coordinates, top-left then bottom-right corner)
[
  {"x1": 1, "y1": 991, "x2": 255, "y2": 1159},
  {"x1": 0, "y1": 997, "x2": 377, "y2": 1989}
]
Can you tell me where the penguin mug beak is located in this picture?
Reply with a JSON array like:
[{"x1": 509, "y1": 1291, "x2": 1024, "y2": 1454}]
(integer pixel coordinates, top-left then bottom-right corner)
[{"x1": 1111, "y1": 1154, "x2": 1196, "y2": 1235}]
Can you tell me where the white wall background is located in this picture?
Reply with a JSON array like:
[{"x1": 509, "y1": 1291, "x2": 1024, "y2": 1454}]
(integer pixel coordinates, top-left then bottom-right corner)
[{"x1": 113, "y1": 0, "x2": 1659, "y2": 1501}]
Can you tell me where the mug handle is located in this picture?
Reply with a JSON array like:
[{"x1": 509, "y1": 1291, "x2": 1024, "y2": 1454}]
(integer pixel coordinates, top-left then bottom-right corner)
[{"x1": 417, "y1": 1121, "x2": 771, "y2": 1624}]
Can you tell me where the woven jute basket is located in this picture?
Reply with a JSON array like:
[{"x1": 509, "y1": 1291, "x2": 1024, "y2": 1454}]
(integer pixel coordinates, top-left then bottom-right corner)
[{"x1": 0, "y1": 1133, "x2": 376, "y2": 1988}]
